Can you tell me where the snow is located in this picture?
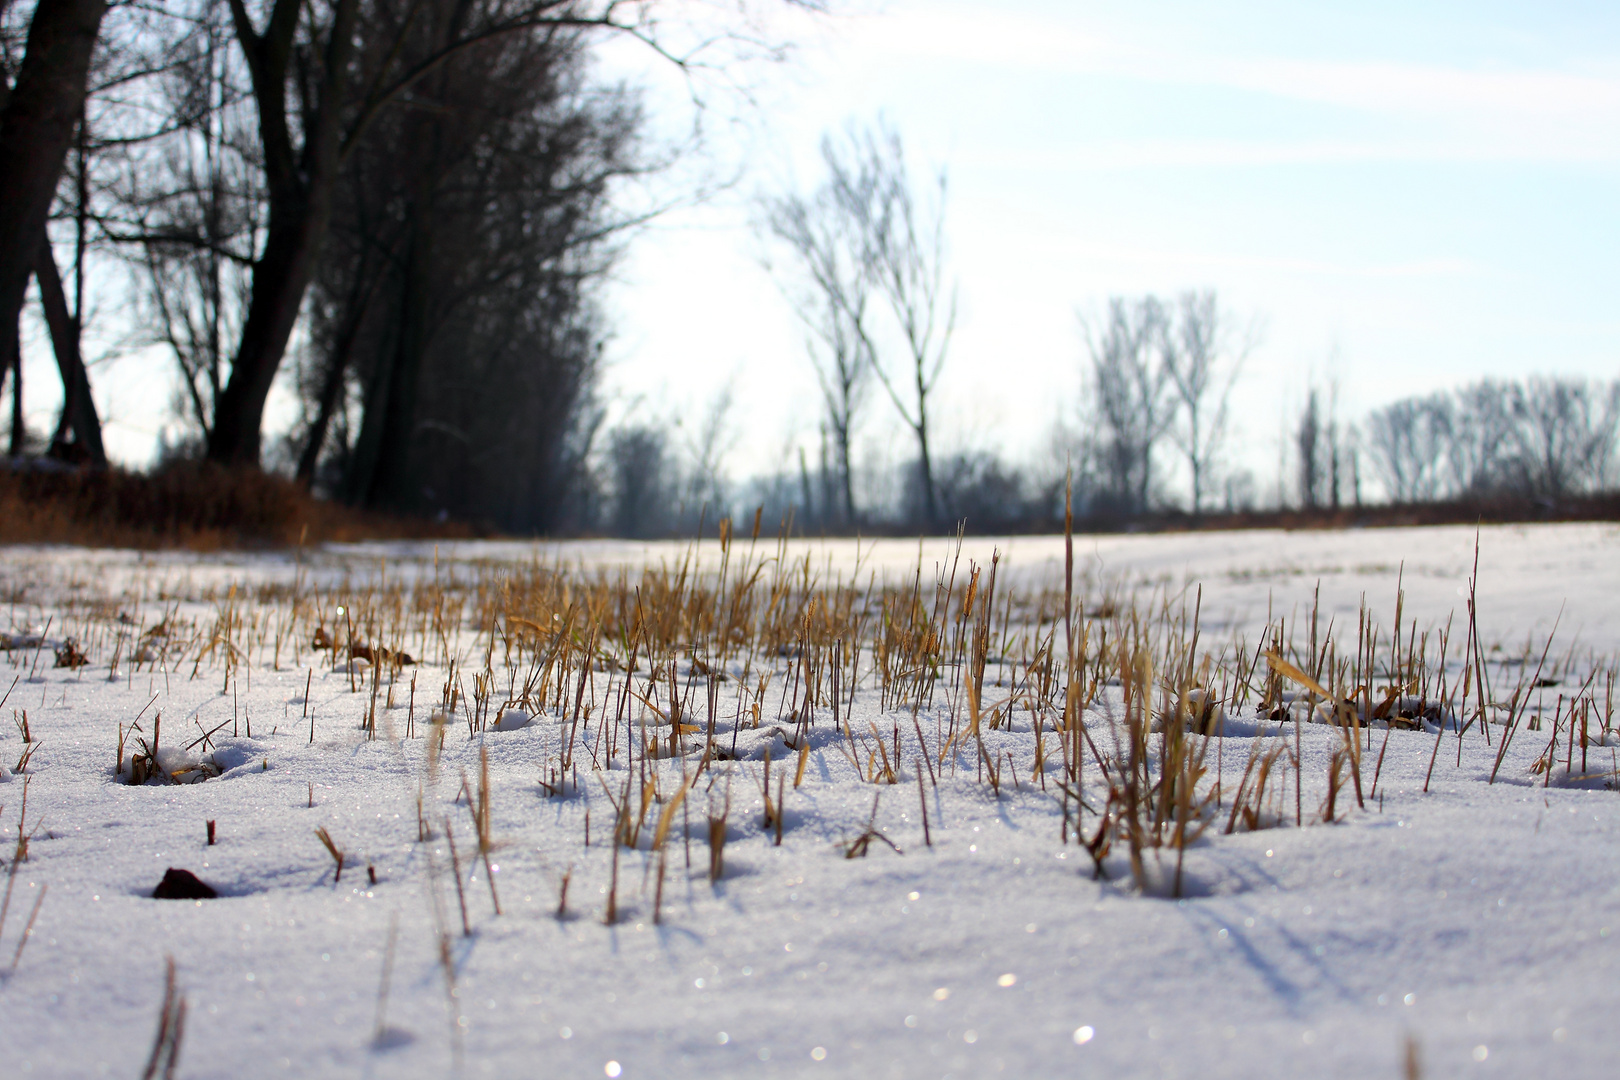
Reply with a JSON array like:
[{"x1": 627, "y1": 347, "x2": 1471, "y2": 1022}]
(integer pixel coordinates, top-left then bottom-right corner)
[{"x1": 1, "y1": 521, "x2": 1618, "y2": 1078}]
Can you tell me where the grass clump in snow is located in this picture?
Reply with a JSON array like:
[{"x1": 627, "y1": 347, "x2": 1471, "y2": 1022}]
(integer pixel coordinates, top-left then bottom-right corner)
[{"x1": 4, "y1": 517, "x2": 1619, "y2": 931}]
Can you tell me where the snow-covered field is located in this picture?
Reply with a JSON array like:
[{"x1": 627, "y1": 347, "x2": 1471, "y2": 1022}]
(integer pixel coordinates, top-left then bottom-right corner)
[{"x1": 2, "y1": 522, "x2": 1618, "y2": 1079}]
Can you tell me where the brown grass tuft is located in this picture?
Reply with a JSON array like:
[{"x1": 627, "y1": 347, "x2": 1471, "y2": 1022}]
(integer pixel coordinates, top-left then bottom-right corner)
[{"x1": 0, "y1": 460, "x2": 477, "y2": 548}]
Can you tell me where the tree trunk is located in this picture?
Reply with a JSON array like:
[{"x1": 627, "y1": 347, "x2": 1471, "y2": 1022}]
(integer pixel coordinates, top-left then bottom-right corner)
[
  {"x1": 341, "y1": 200, "x2": 437, "y2": 512},
  {"x1": 0, "y1": 0, "x2": 107, "y2": 418},
  {"x1": 836, "y1": 422, "x2": 856, "y2": 526},
  {"x1": 798, "y1": 446, "x2": 815, "y2": 526},
  {"x1": 1187, "y1": 412, "x2": 1202, "y2": 518},
  {"x1": 914, "y1": 399, "x2": 937, "y2": 527},
  {"x1": 34, "y1": 234, "x2": 105, "y2": 463},
  {"x1": 295, "y1": 262, "x2": 380, "y2": 486},
  {"x1": 340, "y1": 258, "x2": 405, "y2": 506},
  {"x1": 344, "y1": 88, "x2": 444, "y2": 510},
  {"x1": 206, "y1": 187, "x2": 332, "y2": 466},
  {"x1": 364, "y1": 216, "x2": 434, "y2": 510},
  {"x1": 0, "y1": 310, "x2": 16, "y2": 453},
  {"x1": 6, "y1": 324, "x2": 21, "y2": 456},
  {"x1": 295, "y1": 353, "x2": 345, "y2": 486},
  {"x1": 207, "y1": 0, "x2": 357, "y2": 468}
]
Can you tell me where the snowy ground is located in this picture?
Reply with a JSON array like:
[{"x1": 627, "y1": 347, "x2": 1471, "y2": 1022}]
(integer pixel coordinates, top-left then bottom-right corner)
[{"x1": 2, "y1": 522, "x2": 1618, "y2": 1079}]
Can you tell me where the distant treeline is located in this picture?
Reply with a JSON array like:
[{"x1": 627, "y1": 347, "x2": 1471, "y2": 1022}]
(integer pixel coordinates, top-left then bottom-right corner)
[
  {"x1": 521, "y1": 372, "x2": 1620, "y2": 539},
  {"x1": 1358, "y1": 377, "x2": 1618, "y2": 504}
]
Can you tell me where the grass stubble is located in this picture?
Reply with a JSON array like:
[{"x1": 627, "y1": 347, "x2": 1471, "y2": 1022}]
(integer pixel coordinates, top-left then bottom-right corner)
[{"x1": 2, "y1": 516, "x2": 1617, "y2": 1073}]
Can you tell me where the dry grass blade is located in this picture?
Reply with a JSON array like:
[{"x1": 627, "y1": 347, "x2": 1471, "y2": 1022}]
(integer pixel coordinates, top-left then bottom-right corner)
[
  {"x1": 845, "y1": 793, "x2": 902, "y2": 859},
  {"x1": 7, "y1": 882, "x2": 46, "y2": 972},
  {"x1": 652, "y1": 776, "x2": 692, "y2": 852},
  {"x1": 371, "y1": 912, "x2": 400, "y2": 1046},
  {"x1": 313, "y1": 826, "x2": 345, "y2": 884},
  {"x1": 466, "y1": 749, "x2": 502, "y2": 916},
  {"x1": 707, "y1": 784, "x2": 731, "y2": 883},
  {"x1": 140, "y1": 956, "x2": 187, "y2": 1080}
]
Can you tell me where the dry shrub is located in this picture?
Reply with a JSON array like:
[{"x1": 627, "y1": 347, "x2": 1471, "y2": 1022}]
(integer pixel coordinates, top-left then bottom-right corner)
[{"x1": 0, "y1": 461, "x2": 478, "y2": 548}]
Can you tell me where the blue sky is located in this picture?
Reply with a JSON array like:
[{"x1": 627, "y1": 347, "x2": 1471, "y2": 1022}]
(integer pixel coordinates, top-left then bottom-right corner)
[{"x1": 600, "y1": 0, "x2": 1620, "y2": 500}]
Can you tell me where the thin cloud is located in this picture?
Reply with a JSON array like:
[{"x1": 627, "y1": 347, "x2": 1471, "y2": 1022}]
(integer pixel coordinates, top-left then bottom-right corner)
[
  {"x1": 963, "y1": 135, "x2": 1620, "y2": 171},
  {"x1": 1216, "y1": 57, "x2": 1620, "y2": 121},
  {"x1": 852, "y1": 6, "x2": 1117, "y2": 70},
  {"x1": 980, "y1": 233, "x2": 1486, "y2": 281},
  {"x1": 851, "y1": 6, "x2": 1620, "y2": 160}
]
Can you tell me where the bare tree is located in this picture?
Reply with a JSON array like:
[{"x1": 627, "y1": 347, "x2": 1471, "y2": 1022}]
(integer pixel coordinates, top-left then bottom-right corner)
[
  {"x1": 1162, "y1": 290, "x2": 1248, "y2": 515},
  {"x1": 120, "y1": 1, "x2": 259, "y2": 447},
  {"x1": 610, "y1": 423, "x2": 671, "y2": 539},
  {"x1": 0, "y1": 16, "x2": 107, "y2": 463},
  {"x1": 304, "y1": 11, "x2": 643, "y2": 528},
  {"x1": 4, "y1": 319, "x2": 19, "y2": 454},
  {"x1": 1295, "y1": 389, "x2": 1322, "y2": 509},
  {"x1": 761, "y1": 120, "x2": 954, "y2": 529},
  {"x1": 334, "y1": 2, "x2": 637, "y2": 512},
  {"x1": 1364, "y1": 393, "x2": 1451, "y2": 503},
  {"x1": 290, "y1": 184, "x2": 384, "y2": 487},
  {"x1": 1084, "y1": 296, "x2": 1175, "y2": 514},
  {"x1": 1366, "y1": 376, "x2": 1618, "y2": 504},
  {"x1": 8, "y1": 2, "x2": 227, "y2": 466},
  {"x1": 38, "y1": 54, "x2": 110, "y2": 464},
  {"x1": 35, "y1": 232, "x2": 104, "y2": 461},
  {"x1": 848, "y1": 123, "x2": 955, "y2": 528},
  {"x1": 0, "y1": 0, "x2": 110, "y2": 423},
  {"x1": 683, "y1": 381, "x2": 737, "y2": 519},
  {"x1": 758, "y1": 131, "x2": 880, "y2": 527},
  {"x1": 104, "y1": 0, "x2": 822, "y2": 469},
  {"x1": 1509, "y1": 376, "x2": 1619, "y2": 497},
  {"x1": 1445, "y1": 378, "x2": 1517, "y2": 496}
]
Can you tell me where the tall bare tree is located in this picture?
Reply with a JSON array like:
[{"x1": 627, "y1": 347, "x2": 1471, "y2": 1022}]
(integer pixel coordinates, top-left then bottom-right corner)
[
  {"x1": 280, "y1": 9, "x2": 643, "y2": 530},
  {"x1": 1364, "y1": 393, "x2": 1451, "y2": 503},
  {"x1": 1085, "y1": 296, "x2": 1175, "y2": 514},
  {"x1": 0, "y1": 0, "x2": 109, "y2": 437},
  {"x1": 1445, "y1": 378, "x2": 1517, "y2": 496},
  {"x1": 848, "y1": 123, "x2": 954, "y2": 527},
  {"x1": 1295, "y1": 388, "x2": 1322, "y2": 509},
  {"x1": 1510, "y1": 376, "x2": 1619, "y2": 497},
  {"x1": 681, "y1": 381, "x2": 737, "y2": 519},
  {"x1": 117, "y1": 0, "x2": 259, "y2": 448},
  {"x1": 165, "y1": 0, "x2": 820, "y2": 468},
  {"x1": 35, "y1": 231, "x2": 105, "y2": 461},
  {"x1": 759, "y1": 129, "x2": 883, "y2": 527},
  {"x1": 1162, "y1": 290, "x2": 1247, "y2": 515},
  {"x1": 609, "y1": 422, "x2": 670, "y2": 539}
]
